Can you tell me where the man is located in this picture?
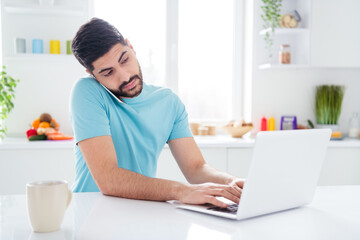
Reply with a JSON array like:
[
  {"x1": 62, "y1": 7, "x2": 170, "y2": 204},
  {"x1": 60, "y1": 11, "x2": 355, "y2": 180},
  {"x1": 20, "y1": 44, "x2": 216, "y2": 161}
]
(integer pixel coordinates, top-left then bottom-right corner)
[{"x1": 70, "y1": 18, "x2": 244, "y2": 208}]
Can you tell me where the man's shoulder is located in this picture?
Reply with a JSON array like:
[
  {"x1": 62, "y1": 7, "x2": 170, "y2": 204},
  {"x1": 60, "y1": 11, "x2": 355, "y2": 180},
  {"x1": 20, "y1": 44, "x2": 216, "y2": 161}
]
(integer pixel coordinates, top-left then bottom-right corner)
[
  {"x1": 73, "y1": 75, "x2": 100, "y2": 89},
  {"x1": 145, "y1": 83, "x2": 177, "y2": 99},
  {"x1": 71, "y1": 75, "x2": 106, "y2": 97}
]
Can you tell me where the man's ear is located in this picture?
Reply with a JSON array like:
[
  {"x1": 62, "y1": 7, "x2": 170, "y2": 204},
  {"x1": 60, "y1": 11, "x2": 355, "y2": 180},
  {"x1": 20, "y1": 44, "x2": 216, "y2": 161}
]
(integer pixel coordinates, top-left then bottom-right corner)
[
  {"x1": 86, "y1": 69, "x2": 95, "y2": 78},
  {"x1": 126, "y1": 39, "x2": 136, "y2": 54}
]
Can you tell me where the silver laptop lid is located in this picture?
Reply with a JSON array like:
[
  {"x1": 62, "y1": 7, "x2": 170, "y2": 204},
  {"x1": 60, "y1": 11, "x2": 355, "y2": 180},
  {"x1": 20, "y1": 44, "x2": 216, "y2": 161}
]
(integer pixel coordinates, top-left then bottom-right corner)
[{"x1": 237, "y1": 129, "x2": 331, "y2": 220}]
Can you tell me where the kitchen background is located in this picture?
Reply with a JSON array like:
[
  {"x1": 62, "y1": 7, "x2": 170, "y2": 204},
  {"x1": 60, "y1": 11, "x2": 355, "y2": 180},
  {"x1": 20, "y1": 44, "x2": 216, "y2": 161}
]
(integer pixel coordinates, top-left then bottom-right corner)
[
  {"x1": 0, "y1": 0, "x2": 359, "y2": 194},
  {"x1": 1, "y1": 0, "x2": 360, "y2": 136},
  {"x1": 249, "y1": 0, "x2": 360, "y2": 133}
]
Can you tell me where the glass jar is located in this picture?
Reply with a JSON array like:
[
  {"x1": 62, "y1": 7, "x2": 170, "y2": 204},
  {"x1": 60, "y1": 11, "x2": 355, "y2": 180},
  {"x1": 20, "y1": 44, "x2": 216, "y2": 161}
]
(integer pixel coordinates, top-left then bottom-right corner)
[
  {"x1": 279, "y1": 44, "x2": 291, "y2": 64},
  {"x1": 348, "y1": 112, "x2": 360, "y2": 138}
]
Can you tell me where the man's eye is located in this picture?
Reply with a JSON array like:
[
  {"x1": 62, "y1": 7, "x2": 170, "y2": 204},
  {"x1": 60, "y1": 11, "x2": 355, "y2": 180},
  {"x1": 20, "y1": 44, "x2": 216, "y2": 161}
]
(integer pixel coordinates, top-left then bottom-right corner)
[
  {"x1": 104, "y1": 70, "x2": 113, "y2": 77},
  {"x1": 121, "y1": 57, "x2": 129, "y2": 64}
]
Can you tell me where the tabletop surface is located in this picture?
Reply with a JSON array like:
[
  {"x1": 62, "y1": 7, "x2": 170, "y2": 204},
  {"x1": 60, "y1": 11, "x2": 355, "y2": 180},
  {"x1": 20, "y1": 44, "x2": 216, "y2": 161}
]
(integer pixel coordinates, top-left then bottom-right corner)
[{"x1": 1, "y1": 186, "x2": 360, "y2": 240}]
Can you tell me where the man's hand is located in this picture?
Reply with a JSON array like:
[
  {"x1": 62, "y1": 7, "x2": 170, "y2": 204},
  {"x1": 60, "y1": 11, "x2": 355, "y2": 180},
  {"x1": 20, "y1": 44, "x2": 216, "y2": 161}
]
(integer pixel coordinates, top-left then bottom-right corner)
[
  {"x1": 228, "y1": 178, "x2": 245, "y2": 191},
  {"x1": 178, "y1": 182, "x2": 243, "y2": 208}
]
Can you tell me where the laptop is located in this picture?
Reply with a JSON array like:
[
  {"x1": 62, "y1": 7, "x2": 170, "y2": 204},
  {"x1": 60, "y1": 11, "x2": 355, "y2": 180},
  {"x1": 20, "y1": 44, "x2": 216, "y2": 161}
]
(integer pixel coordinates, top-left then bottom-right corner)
[{"x1": 174, "y1": 129, "x2": 331, "y2": 220}]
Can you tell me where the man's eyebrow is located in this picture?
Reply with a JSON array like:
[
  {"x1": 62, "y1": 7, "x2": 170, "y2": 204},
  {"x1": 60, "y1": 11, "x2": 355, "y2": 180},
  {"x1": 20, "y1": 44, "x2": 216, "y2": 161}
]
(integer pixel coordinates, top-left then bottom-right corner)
[
  {"x1": 118, "y1": 51, "x2": 127, "y2": 63},
  {"x1": 98, "y1": 51, "x2": 128, "y2": 74}
]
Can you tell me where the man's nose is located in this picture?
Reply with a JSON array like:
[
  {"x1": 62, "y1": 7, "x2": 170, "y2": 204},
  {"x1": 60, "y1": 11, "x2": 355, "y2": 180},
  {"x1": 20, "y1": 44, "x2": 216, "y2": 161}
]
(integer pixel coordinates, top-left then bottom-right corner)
[{"x1": 116, "y1": 67, "x2": 131, "y2": 82}]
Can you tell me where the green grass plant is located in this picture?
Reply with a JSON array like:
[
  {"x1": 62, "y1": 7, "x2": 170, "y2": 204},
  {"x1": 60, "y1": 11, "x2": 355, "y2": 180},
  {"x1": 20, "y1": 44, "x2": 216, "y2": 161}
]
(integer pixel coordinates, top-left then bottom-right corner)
[{"x1": 315, "y1": 85, "x2": 345, "y2": 125}]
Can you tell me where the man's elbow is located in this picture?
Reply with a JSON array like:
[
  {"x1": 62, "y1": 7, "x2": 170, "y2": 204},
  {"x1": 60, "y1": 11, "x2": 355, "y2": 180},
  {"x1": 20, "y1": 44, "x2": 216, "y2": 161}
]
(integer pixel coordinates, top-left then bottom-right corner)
[
  {"x1": 98, "y1": 183, "x2": 113, "y2": 196},
  {"x1": 94, "y1": 172, "x2": 117, "y2": 196}
]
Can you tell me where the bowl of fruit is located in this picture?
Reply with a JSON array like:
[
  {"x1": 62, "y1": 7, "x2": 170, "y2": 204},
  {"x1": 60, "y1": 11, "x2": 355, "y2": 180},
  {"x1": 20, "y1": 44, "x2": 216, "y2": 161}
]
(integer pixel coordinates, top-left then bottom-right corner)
[
  {"x1": 223, "y1": 120, "x2": 253, "y2": 138},
  {"x1": 26, "y1": 113, "x2": 73, "y2": 141}
]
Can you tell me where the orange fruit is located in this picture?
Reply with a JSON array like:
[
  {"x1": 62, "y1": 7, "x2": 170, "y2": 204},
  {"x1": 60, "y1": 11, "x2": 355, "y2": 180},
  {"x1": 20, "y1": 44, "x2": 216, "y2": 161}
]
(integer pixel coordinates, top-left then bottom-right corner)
[{"x1": 32, "y1": 118, "x2": 41, "y2": 129}]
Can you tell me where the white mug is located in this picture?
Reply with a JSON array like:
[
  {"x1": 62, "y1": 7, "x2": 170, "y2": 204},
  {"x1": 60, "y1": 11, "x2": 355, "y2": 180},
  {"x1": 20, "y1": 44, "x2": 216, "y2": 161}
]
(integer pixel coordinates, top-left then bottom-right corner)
[{"x1": 26, "y1": 180, "x2": 72, "y2": 233}]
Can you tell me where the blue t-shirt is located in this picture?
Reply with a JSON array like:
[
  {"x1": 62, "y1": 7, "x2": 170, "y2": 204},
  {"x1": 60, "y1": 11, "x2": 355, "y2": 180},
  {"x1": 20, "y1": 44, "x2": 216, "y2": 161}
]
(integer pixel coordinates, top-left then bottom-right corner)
[{"x1": 69, "y1": 76, "x2": 192, "y2": 192}]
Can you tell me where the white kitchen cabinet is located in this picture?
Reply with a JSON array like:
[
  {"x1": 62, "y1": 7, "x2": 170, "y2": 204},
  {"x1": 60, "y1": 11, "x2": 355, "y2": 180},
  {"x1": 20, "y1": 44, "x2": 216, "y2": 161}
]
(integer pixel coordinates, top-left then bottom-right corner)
[
  {"x1": 157, "y1": 148, "x2": 186, "y2": 183},
  {"x1": 227, "y1": 145, "x2": 360, "y2": 186},
  {"x1": 0, "y1": 148, "x2": 75, "y2": 195},
  {"x1": 1, "y1": 137, "x2": 360, "y2": 195},
  {"x1": 319, "y1": 148, "x2": 360, "y2": 185},
  {"x1": 227, "y1": 148, "x2": 253, "y2": 178},
  {"x1": 156, "y1": 147, "x2": 227, "y2": 183},
  {"x1": 201, "y1": 148, "x2": 228, "y2": 172},
  {"x1": 311, "y1": 0, "x2": 360, "y2": 68}
]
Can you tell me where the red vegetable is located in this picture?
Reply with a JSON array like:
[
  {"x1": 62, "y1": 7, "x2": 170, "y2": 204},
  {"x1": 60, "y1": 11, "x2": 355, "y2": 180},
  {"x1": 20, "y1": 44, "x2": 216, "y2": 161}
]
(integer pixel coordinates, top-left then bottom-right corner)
[{"x1": 26, "y1": 129, "x2": 38, "y2": 139}]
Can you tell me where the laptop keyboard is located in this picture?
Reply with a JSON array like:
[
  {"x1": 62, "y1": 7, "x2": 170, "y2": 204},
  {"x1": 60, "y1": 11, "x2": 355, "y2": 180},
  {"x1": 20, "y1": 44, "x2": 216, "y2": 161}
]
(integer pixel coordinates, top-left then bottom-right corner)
[{"x1": 207, "y1": 203, "x2": 238, "y2": 215}]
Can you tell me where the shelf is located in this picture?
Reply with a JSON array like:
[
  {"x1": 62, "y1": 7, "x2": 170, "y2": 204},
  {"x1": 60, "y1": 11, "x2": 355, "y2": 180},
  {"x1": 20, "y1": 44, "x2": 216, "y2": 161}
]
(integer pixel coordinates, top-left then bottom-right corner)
[
  {"x1": 259, "y1": 28, "x2": 309, "y2": 35},
  {"x1": 258, "y1": 63, "x2": 310, "y2": 69},
  {"x1": 256, "y1": 0, "x2": 312, "y2": 68},
  {"x1": 4, "y1": 5, "x2": 84, "y2": 16},
  {"x1": 5, "y1": 53, "x2": 75, "y2": 61}
]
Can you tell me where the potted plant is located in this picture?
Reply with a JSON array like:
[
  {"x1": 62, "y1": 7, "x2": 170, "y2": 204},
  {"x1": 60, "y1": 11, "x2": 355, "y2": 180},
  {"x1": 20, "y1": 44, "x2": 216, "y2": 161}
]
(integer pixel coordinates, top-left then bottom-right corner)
[
  {"x1": 0, "y1": 66, "x2": 20, "y2": 139},
  {"x1": 315, "y1": 85, "x2": 345, "y2": 131},
  {"x1": 260, "y1": 0, "x2": 282, "y2": 61}
]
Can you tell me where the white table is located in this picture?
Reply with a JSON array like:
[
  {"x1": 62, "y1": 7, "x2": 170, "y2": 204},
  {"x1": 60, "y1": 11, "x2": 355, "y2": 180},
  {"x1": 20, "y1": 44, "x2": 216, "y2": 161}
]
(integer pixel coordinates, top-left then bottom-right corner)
[{"x1": 1, "y1": 186, "x2": 360, "y2": 240}]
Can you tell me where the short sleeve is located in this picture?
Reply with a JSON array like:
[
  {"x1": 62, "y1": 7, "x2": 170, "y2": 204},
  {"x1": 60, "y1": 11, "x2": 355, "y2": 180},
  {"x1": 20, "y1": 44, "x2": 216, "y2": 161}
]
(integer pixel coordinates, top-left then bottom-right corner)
[
  {"x1": 168, "y1": 94, "x2": 193, "y2": 141},
  {"x1": 70, "y1": 78, "x2": 111, "y2": 144}
]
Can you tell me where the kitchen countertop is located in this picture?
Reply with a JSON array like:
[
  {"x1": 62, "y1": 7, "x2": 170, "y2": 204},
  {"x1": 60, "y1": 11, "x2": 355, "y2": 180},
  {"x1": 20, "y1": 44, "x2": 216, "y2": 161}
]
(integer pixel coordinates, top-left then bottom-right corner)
[
  {"x1": 1, "y1": 135, "x2": 360, "y2": 150},
  {"x1": 1, "y1": 186, "x2": 360, "y2": 240}
]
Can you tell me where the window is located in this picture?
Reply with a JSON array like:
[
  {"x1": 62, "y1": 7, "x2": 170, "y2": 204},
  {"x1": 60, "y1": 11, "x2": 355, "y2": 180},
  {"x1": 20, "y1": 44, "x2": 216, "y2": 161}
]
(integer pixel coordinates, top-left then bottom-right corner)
[
  {"x1": 94, "y1": 0, "x2": 243, "y2": 122},
  {"x1": 178, "y1": 0, "x2": 234, "y2": 121}
]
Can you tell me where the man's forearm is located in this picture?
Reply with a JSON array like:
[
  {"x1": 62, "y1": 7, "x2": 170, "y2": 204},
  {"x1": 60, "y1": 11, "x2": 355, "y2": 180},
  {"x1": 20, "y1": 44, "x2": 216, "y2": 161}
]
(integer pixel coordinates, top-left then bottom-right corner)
[
  {"x1": 185, "y1": 163, "x2": 235, "y2": 185},
  {"x1": 98, "y1": 167, "x2": 186, "y2": 201},
  {"x1": 168, "y1": 137, "x2": 238, "y2": 186},
  {"x1": 95, "y1": 164, "x2": 243, "y2": 208},
  {"x1": 79, "y1": 136, "x2": 241, "y2": 207}
]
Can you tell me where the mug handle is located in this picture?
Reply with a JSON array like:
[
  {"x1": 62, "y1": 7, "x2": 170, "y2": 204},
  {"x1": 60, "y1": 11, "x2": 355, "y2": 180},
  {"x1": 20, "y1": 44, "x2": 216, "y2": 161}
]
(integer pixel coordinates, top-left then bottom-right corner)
[{"x1": 66, "y1": 189, "x2": 72, "y2": 208}]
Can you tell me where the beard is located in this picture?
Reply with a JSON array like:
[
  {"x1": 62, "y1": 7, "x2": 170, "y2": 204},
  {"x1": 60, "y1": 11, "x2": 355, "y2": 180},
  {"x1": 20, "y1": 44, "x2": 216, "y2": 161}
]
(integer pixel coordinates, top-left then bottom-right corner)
[{"x1": 111, "y1": 64, "x2": 144, "y2": 99}]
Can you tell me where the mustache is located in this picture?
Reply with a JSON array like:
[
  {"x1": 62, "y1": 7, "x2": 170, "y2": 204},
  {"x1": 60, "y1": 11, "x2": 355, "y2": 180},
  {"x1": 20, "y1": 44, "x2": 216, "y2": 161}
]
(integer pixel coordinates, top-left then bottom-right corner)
[{"x1": 119, "y1": 75, "x2": 141, "y2": 90}]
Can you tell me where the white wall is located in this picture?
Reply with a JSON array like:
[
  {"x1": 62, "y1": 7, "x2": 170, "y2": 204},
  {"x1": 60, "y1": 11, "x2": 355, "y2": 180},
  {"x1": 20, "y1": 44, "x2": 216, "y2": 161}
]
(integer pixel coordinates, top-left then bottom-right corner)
[
  {"x1": 251, "y1": 68, "x2": 360, "y2": 133},
  {"x1": 1, "y1": 0, "x2": 92, "y2": 137},
  {"x1": 3, "y1": 0, "x2": 360, "y2": 137},
  {"x1": 250, "y1": 0, "x2": 360, "y2": 133},
  {"x1": 4, "y1": 58, "x2": 85, "y2": 136}
]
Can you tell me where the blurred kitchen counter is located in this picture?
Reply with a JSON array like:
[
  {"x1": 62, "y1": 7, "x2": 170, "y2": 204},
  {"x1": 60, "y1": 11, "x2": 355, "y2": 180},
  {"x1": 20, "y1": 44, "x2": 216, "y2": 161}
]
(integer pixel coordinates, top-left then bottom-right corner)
[
  {"x1": 1, "y1": 135, "x2": 360, "y2": 150},
  {"x1": 1, "y1": 135, "x2": 360, "y2": 195},
  {"x1": 0, "y1": 137, "x2": 75, "y2": 149}
]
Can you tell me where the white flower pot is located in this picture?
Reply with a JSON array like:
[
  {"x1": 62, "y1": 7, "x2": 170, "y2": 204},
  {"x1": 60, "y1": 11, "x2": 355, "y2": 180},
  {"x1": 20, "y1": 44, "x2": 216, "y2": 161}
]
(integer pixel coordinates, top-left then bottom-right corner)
[{"x1": 316, "y1": 124, "x2": 339, "y2": 132}]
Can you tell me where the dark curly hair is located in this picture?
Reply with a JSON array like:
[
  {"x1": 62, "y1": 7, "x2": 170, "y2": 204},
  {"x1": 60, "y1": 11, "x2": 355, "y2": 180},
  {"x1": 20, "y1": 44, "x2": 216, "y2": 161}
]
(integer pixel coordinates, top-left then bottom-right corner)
[{"x1": 72, "y1": 18, "x2": 127, "y2": 72}]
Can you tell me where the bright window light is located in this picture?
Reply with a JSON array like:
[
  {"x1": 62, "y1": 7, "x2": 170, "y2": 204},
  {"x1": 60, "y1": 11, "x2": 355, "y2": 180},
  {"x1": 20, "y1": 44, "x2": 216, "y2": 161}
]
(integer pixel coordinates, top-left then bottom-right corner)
[
  {"x1": 178, "y1": 0, "x2": 234, "y2": 121},
  {"x1": 94, "y1": 0, "x2": 236, "y2": 122}
]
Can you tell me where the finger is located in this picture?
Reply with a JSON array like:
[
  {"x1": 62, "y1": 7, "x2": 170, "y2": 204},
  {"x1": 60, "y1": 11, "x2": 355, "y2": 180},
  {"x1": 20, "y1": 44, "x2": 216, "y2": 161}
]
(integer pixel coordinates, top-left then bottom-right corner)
[
  {"x1": 235, "y1": 180, "x2": 245, "y2": 188},
  {"x1": 226, "y1": 185, "x2": 242, "y2": 201},
  {"x1": 211, "y1": 188, "x2": 240, "y2": 204},
  {"x1": 229, "y1": 185, "x2": 242, "y2": 195},
  {"x1": 233, "y1": 185, "x2": 243, "y2": 195},
  {"x1": 204, "y1": 195, "x2": 228, "y2": 208}
]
